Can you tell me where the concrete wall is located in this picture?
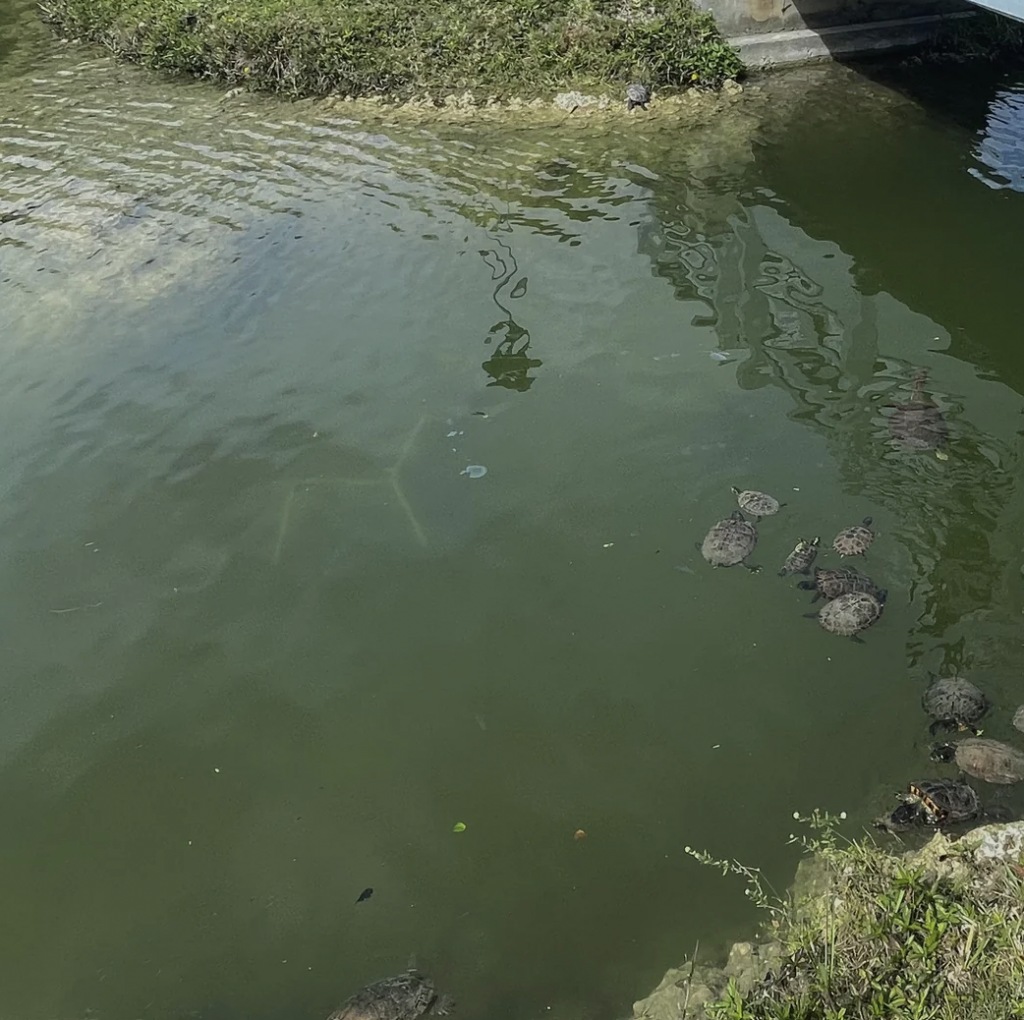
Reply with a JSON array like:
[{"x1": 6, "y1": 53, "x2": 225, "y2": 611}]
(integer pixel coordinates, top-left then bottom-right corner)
[{"x1": 696, "y1": 0, "x2": 975, "y2": 65}]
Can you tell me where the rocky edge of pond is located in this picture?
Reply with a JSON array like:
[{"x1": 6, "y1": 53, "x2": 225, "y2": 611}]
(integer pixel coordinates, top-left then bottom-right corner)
[{"x1": 631, "y1": 821, "x2": 1024, "y2": 1019}]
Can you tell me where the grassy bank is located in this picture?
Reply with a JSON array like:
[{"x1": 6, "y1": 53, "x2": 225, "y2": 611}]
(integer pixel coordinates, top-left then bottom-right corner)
[
  {"x1": 38, "y1": 0, "x2": 743, "y2": 100},
  {"x1": 684, "y1": 814, "x2": 1024, "y2": 1020}
]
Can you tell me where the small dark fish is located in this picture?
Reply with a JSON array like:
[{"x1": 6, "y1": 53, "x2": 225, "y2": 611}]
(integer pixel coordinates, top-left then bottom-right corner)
[{"x1": 356, "y1": 887, "x2": 373, "y2": 903}]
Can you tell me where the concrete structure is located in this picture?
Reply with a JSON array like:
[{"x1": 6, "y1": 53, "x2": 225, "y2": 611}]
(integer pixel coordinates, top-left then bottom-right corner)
[{"x1": 696, "y1": 0, "x2": 975, "y2": 66}]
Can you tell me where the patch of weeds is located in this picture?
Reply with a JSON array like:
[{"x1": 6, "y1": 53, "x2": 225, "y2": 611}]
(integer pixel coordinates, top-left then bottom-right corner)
[
  {"x1": 914, "y1": 10, "x2": 1024, "y2": 65},
  {"x1": 37, "y1": 0, "x2": 743, "y2": 99},
  {"x1": 686, "y1": 810, "x2": 1024, "y2": 1020}
]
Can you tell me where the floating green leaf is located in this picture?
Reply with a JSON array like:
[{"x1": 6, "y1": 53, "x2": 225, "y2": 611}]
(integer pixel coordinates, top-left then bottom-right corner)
[{"x1": 452, "y1": 822, "x2": 467, "y2": 833}]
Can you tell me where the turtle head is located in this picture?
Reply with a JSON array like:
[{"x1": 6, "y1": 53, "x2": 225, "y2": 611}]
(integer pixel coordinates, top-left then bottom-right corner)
[
  {"x1": 730, "y1": 486, "x2": 742, "y2": 496},
  {"x1": 729, "y1": 509, "x2": 745, "y2": 521},
  {"x1": 930, "y1": 742, "x2": 957, "y2": 764},
  {"x1": 796, "y1": 580, "x2": 814, "y2": 590},
  {"x1": 862, "y1": 516, "x2": 874, "y2": 527},
  {"x1": 809, "y1": 536, "x2": 820, "y2": 547},
  {"x1": 879, "y1": 801, "x2": 921, "y2": 832},
  {"x1": 876, "y1": 589, "x2": 889, "y2": 605}
]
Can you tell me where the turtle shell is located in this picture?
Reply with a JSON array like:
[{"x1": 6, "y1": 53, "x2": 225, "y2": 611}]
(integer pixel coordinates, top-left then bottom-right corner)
[
  {"x1": 800, "y1": 566, "x2": 881, "y2": 602},
  {"x1": 908, "y1": 779, "x2": 980, "y2": 825},
  {"x1": 886, "y1": 372, "x2": 948, "y2": 451},
  {"x1": 327, "y1": 971, "x2": 452, "y2": 1020},
  {"x1": 921, "y1": 675, "x2": 989, "y2": 735},
  {"x1": 933, "y1": 738, "x2": 1024, "y2": 785},
  {"x1": 832, "y1": 517, "x2": 874, "y2": 557},
  {"x1": 816, "y1": 591, "x2": 885, "y2": 637},
  {"x1": 626, "y1": 83, "x2": 650, "y2": 108},
  {"x1": 1014, "y1": 705, "x2": 1024, "y2": 734},
  {"x1": 778, "y1": 537, "x2": 819, "y2": 576},
  {"x1": 700, "y1": 510, "x2": 757, "y2": 568},
  {"x1": 731, "y1": 487, "x2": 781, "y2": 519}
]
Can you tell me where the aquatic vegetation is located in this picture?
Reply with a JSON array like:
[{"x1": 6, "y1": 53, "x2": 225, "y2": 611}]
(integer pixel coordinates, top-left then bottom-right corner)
[
  {"x1": 38, "y1": 0, "x2": 743, "y2": 100},
  {"x1": 684, "y1": 813, "x2": 1024, "y2": 1020}
]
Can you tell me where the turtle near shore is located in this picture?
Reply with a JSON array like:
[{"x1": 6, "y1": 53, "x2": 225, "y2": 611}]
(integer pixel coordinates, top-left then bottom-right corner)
[
  {"x1": 876, "y1": 778, "x2": 980, "y2": 832},
  {"x1": 921, "y1": 674, "x2": 990, "y2": 736},
  {"x1": 626, "y1": 83, "x2": 650, "y2": 111},
  {"x1": 931, "y1": 738, "x2": 1024, "y2": 785},
  {"x1": 327, "y1": 968, "x2": 454, "y2": 1020}
]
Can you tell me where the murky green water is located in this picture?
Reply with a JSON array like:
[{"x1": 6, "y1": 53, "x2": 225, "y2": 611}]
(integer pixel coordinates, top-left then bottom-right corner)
[{"x1": 4, "y1": 4, "x2": 1024, "y2": 1018}]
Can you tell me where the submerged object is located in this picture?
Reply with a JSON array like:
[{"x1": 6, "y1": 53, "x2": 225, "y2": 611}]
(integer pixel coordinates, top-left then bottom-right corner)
[
  {"x1": 460, "y1": 465, "x2": 487, "y2": 479},
  {"x1": 327, "y1": 966, "x2": 454, "y2": 1020}
]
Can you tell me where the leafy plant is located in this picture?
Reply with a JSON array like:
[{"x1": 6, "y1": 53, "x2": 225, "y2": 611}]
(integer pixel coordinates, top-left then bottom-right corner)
[{"x1": 687, "y1": 811, "x2": 1024, "y2": 1020}]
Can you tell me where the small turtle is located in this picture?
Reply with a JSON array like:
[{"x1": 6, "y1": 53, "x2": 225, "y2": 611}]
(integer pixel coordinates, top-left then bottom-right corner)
[
  {"x1": 731, "y1": 486, "x2": 784, "y2": 520},
  {"x1": 698, "y1": 510, "x2": 759, "y2": 571},
  {"x1": 832, "y1": 516, "x2": 875, "y2": 558},
  {"x1": 797, "y1": 566, "x2": 881, "y2": 603},
  {"x1": 327, "y1": 968, "x2": 454, "y2": 1020},
  {"x1": 778, "y1": 537, "x2": 819, "y2": 576},
  {"x1": 1014, "y1": 705, "x2": 1024, "y2": 734},
  {"x1": 875, "y1": 778, "x2": 980, "y2": 832},
  {"x1": 885, "y1": 369, "x2": 948, "y2": 453},
  {"x1": 806, "y1": 589, "x2": 886, "y2": 641},
  {"x1": 921, "y1": 673, "x2": 989, "y2": 736},
  {"x1": 931, "y1": 738, "x2": 1024, "y2": 785},
  {"x1": 625, "y1": 83, "x2": 650, "y2": 111}
]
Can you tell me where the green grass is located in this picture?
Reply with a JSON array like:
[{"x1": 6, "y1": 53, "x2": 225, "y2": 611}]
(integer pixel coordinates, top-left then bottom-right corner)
[
  {"x1": 688, "y1": 812, "x2": 1024, "y2": 1020},
  {"x1": 38, "y1": 0, "x2": 743, "y2": 99}
]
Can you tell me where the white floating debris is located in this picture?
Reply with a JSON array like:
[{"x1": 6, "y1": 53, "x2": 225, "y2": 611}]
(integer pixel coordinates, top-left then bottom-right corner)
[
  {"x1": 461, "y1": 465, "x2": 487, "y2": 479},
  {"x1": 603, "y1": 543, "x2": 614, "y2": 548},
  {"x1": 712, "y1": 744, "x2": 721, "y2": 749},
  {"x1": 708, "y1": 352, "x2": 731, "y2": 362}
]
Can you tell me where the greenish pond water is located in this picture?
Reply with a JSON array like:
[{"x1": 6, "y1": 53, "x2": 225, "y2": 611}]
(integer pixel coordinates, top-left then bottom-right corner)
[{"x1": 3, "y1": 5, "x2": 1024, "y2": 1018}]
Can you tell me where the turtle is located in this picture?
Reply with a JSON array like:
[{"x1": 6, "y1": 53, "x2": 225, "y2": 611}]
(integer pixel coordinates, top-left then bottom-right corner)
[
  {"x1": 778, "y1": 537, "x2": 819, "y2": 576},
  {"x1": 875, "y1": 778, "x2": 980, "y2": 833},
  {"x1": 921, "y1": 674, "x2": 990, "y2": 736},
  {"x1": 884, "y1": 369, "x2": 948, "y2": 453},
  {"x1": 625, "y1": 83, "x2": 650, "y2": 111},
  {"x1": 326, "y1": 968, "x2": 454, "y2": 1020},
  {"x1": 931, "y1": 738, "x2": 1024, "y2": 785},
  {"x1": 797, "y1": 566, "x2": 882, "y2": 603},
  {"x1": 698, "y1": 510, "x2": 759, "y2": 571},
  {"x1": 806, "y1": 589, "x2": 886, "y2": 641},
  {"x1": 832, "y1": 517, "x2": 875, "y2": 558},
  {"x1": 731, "y1": 486, "x2": 784, "y2": 520},
  {"x1": 1014, "y1": 705, "x2": 1024, "y2": 734}
]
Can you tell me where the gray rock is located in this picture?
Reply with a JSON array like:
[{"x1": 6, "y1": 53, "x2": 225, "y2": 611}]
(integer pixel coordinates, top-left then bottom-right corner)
[
  {"x1": 553, "y1": 91, "x2": 604, "y2": 112},
  {"x1": 631, "y1": 962, "x2": 726, "y2": 1020}
]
